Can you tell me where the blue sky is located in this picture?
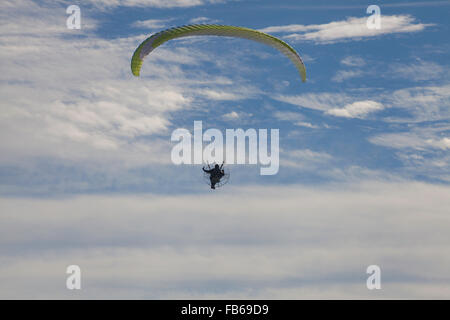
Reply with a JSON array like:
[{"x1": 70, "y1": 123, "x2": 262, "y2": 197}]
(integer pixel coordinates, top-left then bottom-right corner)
[
  {"x1": 0, "y1": 0, "x2": 449, "y2": 299},
  {"x1": 2, "y1": 0, "x2": 449, "y2": 195}
]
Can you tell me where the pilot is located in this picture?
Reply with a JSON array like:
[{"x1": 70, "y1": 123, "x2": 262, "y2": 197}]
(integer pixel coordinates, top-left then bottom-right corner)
[{"x1": 202, "y1": 164, "x2": 225, "y2": 189}]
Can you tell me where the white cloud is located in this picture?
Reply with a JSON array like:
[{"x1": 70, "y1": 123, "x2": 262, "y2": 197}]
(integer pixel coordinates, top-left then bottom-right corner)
[
  {"x1": 295, "y1": 121, "x2": 320, "y2": 129},
  {"x1": 274, "y1": 111, "x2": 320, "y2": 128},
  {"x1": 260, "y1": 15, "x2": 433, "y2": 44},
  {"x1": 430, "y1": 137, "x2": 450, "y2": 150},
  {"x1": 274, "y1": 92, "x2": 352, "y2": 112},
  {"x1": 223, "y1": 111, "x2": 240, "y2": 120},
  {"x1": 332, "y1": 69, "x2": 365, "y2": 82},
  {"x1": 282, "y1": 149, "x2": 332, "y2": 169},
  {"x1": 387, "y1": 84, "x2": 450, "y2": 122},
  {"x1": 326, "y1": 100, "x2": 385, "y2": 118},
  {"x1": 189, "y1": 16, "x2": 220, "y2": 24},
  {"x1": 340, "y1": 56, "x2": 366, "y2": 67},
  {"x1": 335, "y1": 59, "x2": 446, "y2": 83},
  {"x1": 274, "y1": 94, "x2": 385, "y2": 119},
  {"x1": 83, "y1": 0, "x2": 224, "y2": 9},
  {"x1": 1, "y1": 181, "x2": 450, "y2": 298},
  {"x1": 222, "y1": 110, "x2": 252, "y2": 121},
  {"x1": 198, "y1": 89, "x2": 253, "y2": 101},
  {"x1": 332, "y1": 56, "x2": 367, "y2": 82},
  {"x1": 132, "y1": 18, "x2": 173, "y2": 29},
  {"x1": 389, "y1": 60, "x2": 446, "y2": 81},
  {"x1": 368, "y1": 125, "x2": 450, "y2": 183},
  {"x1": 274, "y1": 83, "x2": 450, "y2": 123},
  {"x1": 370, "y1": 127, "x2": 450, "y2": 151},
  {"x1": 274, "y1": 111, "x2": 305, "y2": 121}
]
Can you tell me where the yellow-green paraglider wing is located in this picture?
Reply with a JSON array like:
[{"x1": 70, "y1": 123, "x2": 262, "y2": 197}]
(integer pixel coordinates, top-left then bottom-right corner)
[{"x1": 131, "y1": 24, "x2": 306, "y2": 83}]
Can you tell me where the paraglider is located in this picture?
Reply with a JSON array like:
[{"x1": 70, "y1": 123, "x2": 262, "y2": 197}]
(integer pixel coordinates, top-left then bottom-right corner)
[
  {"x1": 131, "y1": 25, "x2": 306, "y2": 190},
  {"x1": 131, "y1": 24, "x2": 306, "y2": 83}
]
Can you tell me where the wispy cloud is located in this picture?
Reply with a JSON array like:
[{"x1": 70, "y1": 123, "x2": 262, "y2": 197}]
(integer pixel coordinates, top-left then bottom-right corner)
[
  {"x1": 260, "y1": 15, "x2": 433, "y2": 44},
  {"x1": 274, "y1": 112, "x2": 321, "y2": 128},
  {"x1": 295, "y1": 121, "x2": 320, "y2": 129},
  {"x1": 197, "y1": 88, "x2": 257, "y2": 101},
  {"x1": 261, "y1": 1, "x2": 450, "y2": 10},
  {"x1": 332, "y1": 69, "x2": 365, "y2": 83},
  {"x1": 274, "y1": 92, "x2": 352, "y2": 112},
  {"x1": 189, "y1": 16, "x2": 220, "y2": 24},
  {"x1": 132, "y1": 18, "x2": 173, "y2": 29},
  {"x1": 389, "y1": 60, "x2": 446, "y2": 81},
  {"x1": 369, "y1": 126, "x2": 450, "y2": 151},
  {"x1": 0, "y1": 0, "x2": 97, "y2": 35},
  {"x1": 387, "y1": 84, "x2": 450, "y2": 122},
  {"x1": 222, "y1": 110, "x2": 253, "y2": 121},
  {"x1": 331, "y1": 56, "x2": 367, "y2": 82},
  {"x1": 275, "y1": 83, "x2": 450, "y2": 123},
  {"x1": 282, "y1": 148, "x2": 332, "y2": 169},
  {"x1": 274, "y1": 111, "x2": 305, "y2": 121},
  {"x1": 83, "y1": 0, "x2": 225, "y2": 9},
  {"x1": 368, "y1": 124, "x2": 450, "y2": 182},
  {"x1": 340, "y1": 56, "x2": 366, "y2": 67}
]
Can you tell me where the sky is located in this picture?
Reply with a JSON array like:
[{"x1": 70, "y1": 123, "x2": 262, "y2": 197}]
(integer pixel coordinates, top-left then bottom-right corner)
[{"x1": 0, "y1": 0, "x2": 449, "y2": 299}]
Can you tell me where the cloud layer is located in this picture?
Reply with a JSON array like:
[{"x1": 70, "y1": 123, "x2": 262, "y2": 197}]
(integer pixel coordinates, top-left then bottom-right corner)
[{"x1": 1, "y1": 181, "x2": 449, "y2": 299}]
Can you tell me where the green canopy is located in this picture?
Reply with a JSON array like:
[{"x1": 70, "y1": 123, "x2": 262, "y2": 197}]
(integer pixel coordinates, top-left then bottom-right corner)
[{"x1": 131, "y1": 24, "x2": 306, "y2": 83}]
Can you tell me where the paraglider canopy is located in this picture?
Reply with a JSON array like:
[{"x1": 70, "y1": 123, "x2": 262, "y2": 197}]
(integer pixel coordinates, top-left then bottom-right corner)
[{"x1": 131, "y1": 24, "x2": 306, "y2": 83}]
